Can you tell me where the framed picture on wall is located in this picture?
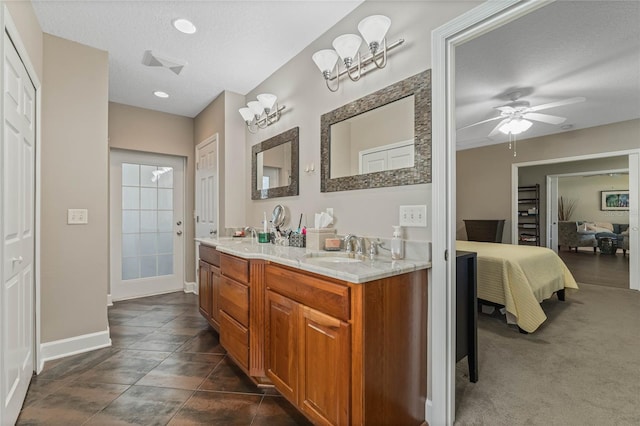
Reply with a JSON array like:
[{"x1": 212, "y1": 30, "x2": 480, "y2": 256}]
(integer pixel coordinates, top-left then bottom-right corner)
[{"x1": 601, "y1": 190, "x2": 629, "y2": 210}]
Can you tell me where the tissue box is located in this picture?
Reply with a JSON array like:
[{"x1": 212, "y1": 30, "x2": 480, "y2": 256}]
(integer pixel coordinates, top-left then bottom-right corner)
[{"x1": 305, "y1": 228, "x2": 337, "y2": 251}]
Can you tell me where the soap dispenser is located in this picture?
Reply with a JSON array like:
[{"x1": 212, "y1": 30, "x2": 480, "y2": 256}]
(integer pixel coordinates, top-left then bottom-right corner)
[{"x1": 391, "y1": 225, "x2": 404, "y2": 260}]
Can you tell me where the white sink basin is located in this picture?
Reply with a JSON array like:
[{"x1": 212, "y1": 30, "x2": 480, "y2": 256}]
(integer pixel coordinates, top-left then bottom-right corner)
[
  {"x1": 307, "y1": 256, "x2": 362, "y2": 264},
  {"x1": 304, "y1": 252, "x2": 362, "y2": 264}
]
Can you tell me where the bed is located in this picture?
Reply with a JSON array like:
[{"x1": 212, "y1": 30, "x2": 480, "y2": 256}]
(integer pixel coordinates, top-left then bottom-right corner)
[{"x1": 456, "y1": 241, "x2": 578, "y2": 333}]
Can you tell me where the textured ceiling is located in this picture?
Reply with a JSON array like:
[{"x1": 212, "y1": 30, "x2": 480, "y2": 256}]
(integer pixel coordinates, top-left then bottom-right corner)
[
  {"x1": 455, "y1": 1, "x2": 640, "y2": 150},
  {"x1": 32, "y1": 0, "x2": 363, "y2": 117}
]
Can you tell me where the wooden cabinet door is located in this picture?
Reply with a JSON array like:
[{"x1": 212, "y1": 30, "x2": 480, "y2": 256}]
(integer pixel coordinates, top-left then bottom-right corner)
[
  {"x1": 198, "y1": 260, "x2": 212, "y2": 319},
  {"x1": 210, "y1": 265, "x2": 221, "y2": 329},
  {"x1": 265, "y1": 290, "x2": 299, "y2": 404},
  {"x1": 299, "y1": 306, "x2": 350, "y2": 426}
]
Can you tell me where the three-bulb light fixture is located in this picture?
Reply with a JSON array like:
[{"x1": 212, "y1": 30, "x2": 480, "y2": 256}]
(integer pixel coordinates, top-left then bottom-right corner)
[
  {"x1": 238, "y1": 94, "x2": 285, "y2": 133},
  {"x1": 498, "y1": 117, "x2": 533, "y2": 157},
  {"x1": 311, "y1": 15, "x2": 404, "y2": 92}
]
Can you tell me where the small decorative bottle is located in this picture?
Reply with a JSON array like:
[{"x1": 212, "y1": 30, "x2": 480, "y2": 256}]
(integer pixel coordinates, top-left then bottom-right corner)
[{"x1": 391, "y1": 225, "x2": 404, "y2": 260}]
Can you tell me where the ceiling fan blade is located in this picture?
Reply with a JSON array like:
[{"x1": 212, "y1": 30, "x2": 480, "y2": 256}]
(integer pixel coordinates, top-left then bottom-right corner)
[
  {"x1": 528, "y1": 96, "x2": 586, "y2": 112},
  {"x1": 522, "y1": 112, "x2": 567, "y2": 125},
  {"x1": 457, "y1": 115, "x2": 503, "y2": 131},
  {"x1": 488, "y1": 118, "x2": 510, "y2": 137}
]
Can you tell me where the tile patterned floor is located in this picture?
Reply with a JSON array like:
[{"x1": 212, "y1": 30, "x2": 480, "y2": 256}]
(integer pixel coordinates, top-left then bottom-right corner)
[{"x1": 17, "y1": 291, "x2": 310, "y2": 425}]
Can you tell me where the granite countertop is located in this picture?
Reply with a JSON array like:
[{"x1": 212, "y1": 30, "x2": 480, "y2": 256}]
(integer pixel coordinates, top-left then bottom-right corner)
[{"x1": 196, "y1": 237, "x2": 431, "y2": 284}]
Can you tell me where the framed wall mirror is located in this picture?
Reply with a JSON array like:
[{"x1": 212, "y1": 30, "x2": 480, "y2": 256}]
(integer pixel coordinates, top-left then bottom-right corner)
[
  {"x1": 320, "y1": 70, "x2": 431, "y2": 192},
  {"x1": 251, "y1": 127, "x2": 299, "y2": 200}
]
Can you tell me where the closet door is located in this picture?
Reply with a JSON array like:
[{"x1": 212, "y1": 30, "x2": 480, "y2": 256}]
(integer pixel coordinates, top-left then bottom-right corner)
[{"x1": 2, "y1": 31, "x2": 36, "y2": 425}]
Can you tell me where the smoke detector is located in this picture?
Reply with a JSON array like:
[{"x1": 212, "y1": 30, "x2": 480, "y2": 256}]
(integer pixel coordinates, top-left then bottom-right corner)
[{"x1": 142, "y1": 50, "x2": 186, "y2": 75}]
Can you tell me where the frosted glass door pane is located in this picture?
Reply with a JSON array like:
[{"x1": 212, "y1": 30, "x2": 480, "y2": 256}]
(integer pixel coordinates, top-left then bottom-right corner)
[
  {"x1": 140, "y1": 234, "x2": 157, "y2": 256},
  {"x1": 120, "y1": 161, "x2": 175, "y2": 281},
  {"x1": 140, "y1": 165, "x2": 157, "y2": 187},
  {"x1": 122, "y1": 163, "x2": 139, "y2": 186},
  {"x1": 157, "y1": 233, "x2": 173, "y2": 254},
  {"x1": 158, "y1": 189, "x2": 172, "y2": 210},
  {"x1": 141, "y1": 188, "x2": 158, "y2": 210},
  {"x1": 122, "y1": 187, "x2": 140, "y2": 209},
  {"x1": 158, "y1": 211, "x2": 173, "y2": 232},
  {"x1": 122, "y1": 211, "x2": 140, "y2": 234},
  {"x1": 122, "y1": 234, "x2": 139, "y2": 258},
  {"x1": 140, "y1": 211, "x2": 158, "y2": 233}
]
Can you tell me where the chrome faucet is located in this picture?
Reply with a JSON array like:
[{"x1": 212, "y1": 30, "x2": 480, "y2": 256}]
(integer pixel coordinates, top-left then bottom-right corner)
[
  {"x1": 356, "y1": 237, "x2": 366, "y2": 257},
  {"x1": 244, "y1": 226, "x2": 258, "y2": 242},
  {"x1": 343, "y1": 234, "x2": 358, "y2": 255}
]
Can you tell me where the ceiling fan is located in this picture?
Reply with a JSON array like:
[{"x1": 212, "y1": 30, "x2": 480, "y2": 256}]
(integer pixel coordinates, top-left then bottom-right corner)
[{"x1": 459, "y1": 91, "x2": 586, "y2": 137}]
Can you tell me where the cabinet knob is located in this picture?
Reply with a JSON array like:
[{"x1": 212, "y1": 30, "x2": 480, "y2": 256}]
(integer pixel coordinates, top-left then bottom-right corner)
[
  {"x1": 176, "y1": 220, "x2": 182, "y2": 226},
  {"x1": 177, "y1": 230, "x2": 183, "y2": 236}
]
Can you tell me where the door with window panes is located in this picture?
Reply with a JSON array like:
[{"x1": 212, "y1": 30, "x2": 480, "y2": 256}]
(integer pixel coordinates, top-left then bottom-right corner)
[{"x1": 110, "y1": 150, "x2": 185, "y2": 300}]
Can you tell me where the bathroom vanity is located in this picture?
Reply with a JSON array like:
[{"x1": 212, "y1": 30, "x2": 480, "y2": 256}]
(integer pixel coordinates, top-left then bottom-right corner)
[{"x1": 197, "y1": 237, "x2": 430, "y2": 425}]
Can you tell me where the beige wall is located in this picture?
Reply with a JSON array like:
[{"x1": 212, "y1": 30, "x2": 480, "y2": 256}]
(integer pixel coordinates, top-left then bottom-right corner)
[
  {"x1": 4, "y1": 0, "x2": 43, "y2": 81},
  {"x1": 243, "y1": 1, "x2": 476, "y2": 241},
  {"x1": 193, "y1": 90, "x2": 248, "y2": 232},
  {"x1": 457, "y1": 119, "x2": 640, "y2": 242},
  {"x1": 519, "y1": 155, "x2": 629, "y2": 239},
  {"x1": 41, "y1": 34, "x2": 109, "y2": 342},
  {"x1": 559, "y1": 174, "x2": 629, "y2": 224},
  {"x1": 108, "y1": 102, "x2": 196, "y2": 282}
]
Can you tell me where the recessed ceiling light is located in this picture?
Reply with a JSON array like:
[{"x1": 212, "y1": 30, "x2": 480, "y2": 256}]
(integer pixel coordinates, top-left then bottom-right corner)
[
  {"x1": 154, "y1": 91, "x2": 169, "y2": 98},
  {"x1": 172, "y1": 18, "x2": 196, "y2": 34}
]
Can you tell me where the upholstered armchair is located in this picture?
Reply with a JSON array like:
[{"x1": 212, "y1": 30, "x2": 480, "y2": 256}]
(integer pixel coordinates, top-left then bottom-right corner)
[
  {"x1": 558, "y1": 221, "x2": 597, "y2": 253},
  {"x1": 619, "y1": 232, "x2": 630, "y2": 255}
]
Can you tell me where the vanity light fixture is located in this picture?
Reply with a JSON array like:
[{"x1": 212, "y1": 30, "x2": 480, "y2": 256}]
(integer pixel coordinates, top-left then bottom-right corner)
[
  {"x1": 312, "y1": 15, "x2": 403, "y2": 92},
  {"x1": 153, "y1": 90, "x2": 169, "y2": 98},
  {"x1": 238, "y1": 93, "x2": 286, "y2": 134}
]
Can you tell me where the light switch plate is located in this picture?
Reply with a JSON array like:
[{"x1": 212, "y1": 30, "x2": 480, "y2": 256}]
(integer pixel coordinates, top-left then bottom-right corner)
[
  {"x1": 399, "y1": 205, "x2": 427, "y2": 227},
  {"x1": 68, "y1": 209, "x2": 88, "y2": 224}
]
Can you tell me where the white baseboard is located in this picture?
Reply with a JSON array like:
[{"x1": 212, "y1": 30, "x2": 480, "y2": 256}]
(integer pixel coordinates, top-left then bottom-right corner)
[
  {"x1": 426, "y1": 399, "x2": 433, "y2": 425},
  {"x1": 184, "y1": 281, "x2": 197, "y2": 294},
  {"x1": 107, "y1": 293, "x2": 113, "y2": 307},
  {"x1": 39, "y1": 328, "x2": 112, "y2": 371}
]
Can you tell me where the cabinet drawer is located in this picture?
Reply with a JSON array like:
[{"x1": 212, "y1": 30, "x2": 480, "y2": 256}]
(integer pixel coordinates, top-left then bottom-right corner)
[
  {"x1": 220, "y1": 310, "x2": 249, "y2": 370},
  {"x1": 219, "y1": 276, "x2": 249, "y2": 327},
  {"x1": 265, "y1": 264, "x2": 350, "y2": 322},
  {"x1": 199, "y1": 244, "x2": 220, "y2": 267},
  {"x1": 220, "y1": 253, "x2": 249, "y2": 284}
]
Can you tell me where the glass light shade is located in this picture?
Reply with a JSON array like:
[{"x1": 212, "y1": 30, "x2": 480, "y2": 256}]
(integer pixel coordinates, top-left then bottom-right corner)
[
  {"x1": 332, "y1": 34, "x2": 362, "y2": 62},
  {"x1": 257, "y1": 93, "x2": 277, "y2": 111},
  {"x1": 312, "y1": 49, "x2": 339, "y2": 73},
  {"x1": 247, "y1": 101, "x2": 265, "y2": 117},
  {"x1": 172, "y1": 18, "x2": 197, "y2": 34},
  {"x1": 499, "y1": 118, "x2": 533, "y2": 135},
  {"x1": 358, "y1": 15, "x2": 391, "y2": 48},
  {"x1": 239, "y1": 107, "x2": 254, "y2": 122}
]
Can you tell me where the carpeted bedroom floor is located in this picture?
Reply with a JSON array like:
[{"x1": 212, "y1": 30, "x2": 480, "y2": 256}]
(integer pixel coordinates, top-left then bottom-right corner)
[{"x1": 454, "y1": 283, "x2": 640, "y2": 425}]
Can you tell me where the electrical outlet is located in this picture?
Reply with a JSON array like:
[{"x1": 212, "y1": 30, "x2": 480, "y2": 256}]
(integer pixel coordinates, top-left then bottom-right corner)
[
  {"x1": 68, "y1": 209, "x2": 88, "y2": 225},
  {"x1": 399, "y1": 205, "x2": 427, "y2": 227}
]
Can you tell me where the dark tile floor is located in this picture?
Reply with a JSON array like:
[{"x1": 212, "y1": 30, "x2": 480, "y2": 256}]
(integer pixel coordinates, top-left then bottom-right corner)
[{"x1": 17, "y1": 291, "x2": 310, "y2": 425}]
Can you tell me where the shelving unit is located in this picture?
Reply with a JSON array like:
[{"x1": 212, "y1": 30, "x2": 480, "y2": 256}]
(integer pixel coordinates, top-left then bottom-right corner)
[{"x1": 517, "y1": 184, "x2": 540, "y2": 246}]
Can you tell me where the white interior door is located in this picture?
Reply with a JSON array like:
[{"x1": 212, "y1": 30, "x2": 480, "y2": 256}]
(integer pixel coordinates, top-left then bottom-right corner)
[
  {"x1": 2, "y1": 31, "x2": 35, "y2": 425},
  {"x1": 195, "y1": 135, "x2": 217, "y2": 238},
  {"x1": 110, "y1": 150, "x2": 185, "y2": 301}
]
